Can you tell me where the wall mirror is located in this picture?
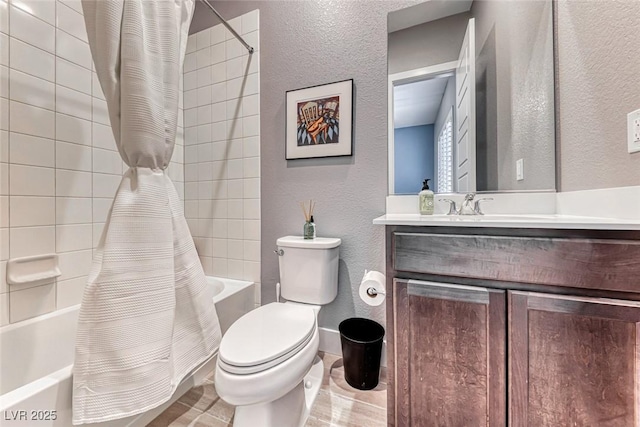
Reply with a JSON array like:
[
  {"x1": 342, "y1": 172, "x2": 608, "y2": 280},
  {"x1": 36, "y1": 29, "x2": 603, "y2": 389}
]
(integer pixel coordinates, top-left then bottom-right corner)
[{"x1": 388, "y1": 0, "x2": 556, "y2": 194}]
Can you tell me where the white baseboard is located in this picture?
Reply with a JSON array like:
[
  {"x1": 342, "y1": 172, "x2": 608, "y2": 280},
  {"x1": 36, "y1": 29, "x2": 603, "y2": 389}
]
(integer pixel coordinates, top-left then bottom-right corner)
[{"x1": 318, "y1": 327, "x2": 387, "y2": 368}]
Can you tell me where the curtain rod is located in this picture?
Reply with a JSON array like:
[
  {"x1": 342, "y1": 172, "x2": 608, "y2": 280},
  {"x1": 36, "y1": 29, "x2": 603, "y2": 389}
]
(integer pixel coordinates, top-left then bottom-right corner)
[{"x1": 198, "y1": 0, "x2": 255, "y2": 54}]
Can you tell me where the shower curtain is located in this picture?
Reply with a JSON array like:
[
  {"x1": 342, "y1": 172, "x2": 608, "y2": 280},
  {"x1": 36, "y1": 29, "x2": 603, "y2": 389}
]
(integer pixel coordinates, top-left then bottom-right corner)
[{"x1": 72, "y1": 0, "x2": 221, "y2": 424}]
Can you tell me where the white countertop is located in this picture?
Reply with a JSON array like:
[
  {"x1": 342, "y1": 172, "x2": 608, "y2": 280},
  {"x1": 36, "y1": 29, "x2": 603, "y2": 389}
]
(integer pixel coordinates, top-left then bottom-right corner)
[{"x1": 372, "y1": 214, "x2": 640, "y2": 230}]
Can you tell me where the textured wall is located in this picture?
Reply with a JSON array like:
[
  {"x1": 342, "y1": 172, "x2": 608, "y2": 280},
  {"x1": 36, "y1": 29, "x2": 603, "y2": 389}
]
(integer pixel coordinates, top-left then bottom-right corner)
[
  {"x1": 198, "y1": 1, "x2": 422, "y2": 330},
  {"x1": 387, "y1": 12, "x2": 471, "y2": 74},
  {"x1": 190, "y1": 1, "x2": 640, "y2": 333},
  {"x1": 556, "y1": 0, "x2": 640, "y2": 191},
  {"x1": 472, "y1": 0, "x2": 556, "y2": 191}
]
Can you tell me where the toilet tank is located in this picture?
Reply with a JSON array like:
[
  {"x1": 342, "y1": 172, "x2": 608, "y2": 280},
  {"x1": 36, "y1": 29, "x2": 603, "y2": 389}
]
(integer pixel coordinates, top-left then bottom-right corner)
[{"x1": 277, "y1": 236, "x2": 341, "y2": 305}]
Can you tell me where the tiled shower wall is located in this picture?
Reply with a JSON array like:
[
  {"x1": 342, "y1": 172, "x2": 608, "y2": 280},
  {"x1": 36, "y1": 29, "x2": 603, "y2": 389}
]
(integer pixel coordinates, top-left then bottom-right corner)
[
  {"x1": 183, "y1": 10, "x2": 261, "y2": 303},
  {"x1": 0, "y1": 0, "x2": 185, "y2": 325}
]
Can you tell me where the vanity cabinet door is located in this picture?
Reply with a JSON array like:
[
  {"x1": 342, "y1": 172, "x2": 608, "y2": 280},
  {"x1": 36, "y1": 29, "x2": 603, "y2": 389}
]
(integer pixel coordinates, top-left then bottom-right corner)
[
  {"x1": 509, "y1": 291, "x2": 640, "y2": 427},
  {"x1": 393, "y1": 279, "x2": 506, "y2": 426}
]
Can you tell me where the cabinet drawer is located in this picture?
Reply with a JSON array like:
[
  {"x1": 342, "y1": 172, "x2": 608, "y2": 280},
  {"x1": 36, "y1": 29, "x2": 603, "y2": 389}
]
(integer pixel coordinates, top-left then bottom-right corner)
[{"x1": 393, "y1": 232, "x2": 640, "y2": 294}]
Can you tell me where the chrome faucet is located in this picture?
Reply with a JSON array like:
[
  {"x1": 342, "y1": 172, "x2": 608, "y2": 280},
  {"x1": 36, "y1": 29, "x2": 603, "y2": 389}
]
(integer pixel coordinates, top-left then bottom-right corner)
[
  {"x1": 439, "y1": 193, "x2": 493, "y2": 216},
  {"x1": 459, "y1": 193, "x2": 477, "y2": 215},
  {"x1": 439, "y1": 198, "x2": 459, "y2": 215},
  {"x1": 473, "y1": 196, "x2": 493, "y2": 215}
]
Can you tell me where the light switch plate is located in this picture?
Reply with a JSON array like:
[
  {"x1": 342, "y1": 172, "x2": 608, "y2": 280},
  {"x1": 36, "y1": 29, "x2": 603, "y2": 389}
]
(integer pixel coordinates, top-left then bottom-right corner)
[
  {"x1": 516, "y1": 158, "x2": 524, "y2": 181},
  {"x1": 629, "y1": 109, "x2": 640, "y2": 154}
]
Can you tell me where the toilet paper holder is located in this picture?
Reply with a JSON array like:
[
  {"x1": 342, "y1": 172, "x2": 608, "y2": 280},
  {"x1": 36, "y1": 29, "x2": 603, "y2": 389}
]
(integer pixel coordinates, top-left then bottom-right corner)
[
  {"x1": 359, "y1": 270, "x2": 386, "y2": 306},
  {"x1": 366, "y1": 287, "x2": 386, "y2": 297}
]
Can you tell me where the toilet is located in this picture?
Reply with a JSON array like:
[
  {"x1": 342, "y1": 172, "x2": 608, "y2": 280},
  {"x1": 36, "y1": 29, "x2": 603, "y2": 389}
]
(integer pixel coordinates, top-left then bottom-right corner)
[{"x1": 215, "y1": 235, "x2": 341, "y2": 427}]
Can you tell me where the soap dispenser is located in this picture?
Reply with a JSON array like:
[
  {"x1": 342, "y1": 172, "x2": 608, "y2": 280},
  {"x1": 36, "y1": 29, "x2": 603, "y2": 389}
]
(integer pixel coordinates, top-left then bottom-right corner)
[{"x1": 419, "y1": 179, "x2": 434, "y2": 215}]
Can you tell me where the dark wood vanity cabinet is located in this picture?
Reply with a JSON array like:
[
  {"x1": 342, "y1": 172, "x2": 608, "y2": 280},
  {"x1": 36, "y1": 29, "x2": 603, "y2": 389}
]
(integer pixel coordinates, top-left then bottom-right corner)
[
  {"x1": 385, "y1": 226, "x2": 640, "y2": 427},
  {"x1": 394, "y1": 280, "x2": 506, "y2": 426},
  {"x1": 509, "y1": 292, "x2": 640, "y2": 427}
]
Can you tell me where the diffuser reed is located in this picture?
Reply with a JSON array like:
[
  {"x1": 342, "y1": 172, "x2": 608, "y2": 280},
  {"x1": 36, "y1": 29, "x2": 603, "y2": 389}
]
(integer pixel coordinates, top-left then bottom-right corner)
[{"x1": 300, "y1": 200, "x2": 316, "y2": 239}]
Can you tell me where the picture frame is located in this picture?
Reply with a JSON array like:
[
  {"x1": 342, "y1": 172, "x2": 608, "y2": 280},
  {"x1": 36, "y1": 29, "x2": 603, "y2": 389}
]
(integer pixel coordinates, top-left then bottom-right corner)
[{"x1": 285, "y1": 79, "x2": 354, "y2": 160}]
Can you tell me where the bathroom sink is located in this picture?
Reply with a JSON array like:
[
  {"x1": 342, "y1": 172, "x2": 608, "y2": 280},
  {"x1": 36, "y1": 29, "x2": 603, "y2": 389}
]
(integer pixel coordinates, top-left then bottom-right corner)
[
  {"x1": 373, "y1": 213, "x2": 640, "y2": 230},
  {"x1": 442, "y1": 214, "x2": 555, "y2": 222}
]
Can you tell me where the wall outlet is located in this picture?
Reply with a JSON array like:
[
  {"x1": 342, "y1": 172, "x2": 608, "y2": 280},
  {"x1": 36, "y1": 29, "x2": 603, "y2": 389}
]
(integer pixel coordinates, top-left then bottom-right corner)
[
  {"x1": 516, "y1": 158, "x2": 524, "y2": 181},
  {"x1": 629, "y1": 109, "x2": 640, "y2": 154}
]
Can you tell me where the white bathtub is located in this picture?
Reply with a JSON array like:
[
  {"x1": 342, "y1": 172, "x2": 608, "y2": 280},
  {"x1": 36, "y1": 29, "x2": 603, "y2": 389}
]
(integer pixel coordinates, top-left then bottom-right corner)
[{"x1": 0, "y1": 277, "x2": 255, "y2": 426}]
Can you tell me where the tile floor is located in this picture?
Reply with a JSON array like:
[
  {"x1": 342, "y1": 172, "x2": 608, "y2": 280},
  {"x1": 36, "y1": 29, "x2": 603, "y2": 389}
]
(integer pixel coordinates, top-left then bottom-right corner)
[{"x1": 148, "y1": 352, "x2": 387, "y2": 427}]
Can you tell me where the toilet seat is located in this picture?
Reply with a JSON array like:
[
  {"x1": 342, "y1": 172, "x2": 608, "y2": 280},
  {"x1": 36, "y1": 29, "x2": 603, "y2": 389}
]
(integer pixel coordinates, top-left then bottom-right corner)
[{"x1": 218, "y1": 303, "x2": 316, "y2": 375}]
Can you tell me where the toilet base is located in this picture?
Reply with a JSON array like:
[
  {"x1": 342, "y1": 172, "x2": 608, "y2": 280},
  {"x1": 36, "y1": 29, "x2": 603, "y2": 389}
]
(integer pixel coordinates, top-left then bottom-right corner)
[
  {"x1": 302, "y1": 355, "x2": 324, "y2": 423},
  {"x1": 232, "y1": 355, "x2": 324, "y2": 427}
]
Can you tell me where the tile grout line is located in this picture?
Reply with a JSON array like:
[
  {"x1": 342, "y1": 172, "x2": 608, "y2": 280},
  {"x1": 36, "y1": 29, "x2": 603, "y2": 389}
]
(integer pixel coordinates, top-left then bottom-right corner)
[
  {"x1": 10, "y1": 1, "x2": 53, "y2": 30},
  {"x1": 9, "y1": 119, "x2": 101, "y2": 148},
  {"x1": 10, "y1": 52, "x2": 91, "y2": 86},
  {"x1": 16, "y1": 0, "x2": 88, "y2": 45},
  {"x1": 53, "y1": 0, "x2": 57, "y2": 311},
  {"x1": 193, "y1": 410, "x2": 231, "y2": 426},
  {"x1": 10, "y1": 5, "x2": 91, "y2": 71},
  {"x1": 90, "y1": 33, "x2": 96, "y2": 276},
  {"x1": 6, "y1": 2, "x2": 59, "y2": 318},
  {"x1": 90, "y1": 4, "x2": 98, "y2": 277},
  {"x1": 174, "y1": 398, "x2": 203, "y2": 414},
  {"x1": 4, "y1": 0, "x2": 10, "y2": 323}
]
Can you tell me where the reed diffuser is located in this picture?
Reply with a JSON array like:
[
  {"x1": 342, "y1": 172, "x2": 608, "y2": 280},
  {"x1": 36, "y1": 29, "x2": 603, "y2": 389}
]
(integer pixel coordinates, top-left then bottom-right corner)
[{"x1": 300, "y1": 200, "x2": 316, "y2": 240}]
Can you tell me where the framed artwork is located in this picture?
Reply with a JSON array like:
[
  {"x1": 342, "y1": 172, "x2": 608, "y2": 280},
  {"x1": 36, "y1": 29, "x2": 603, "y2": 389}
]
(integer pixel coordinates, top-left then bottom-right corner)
[{"x1": 285, "y1": 79, "x2": 353, "y2": 160}]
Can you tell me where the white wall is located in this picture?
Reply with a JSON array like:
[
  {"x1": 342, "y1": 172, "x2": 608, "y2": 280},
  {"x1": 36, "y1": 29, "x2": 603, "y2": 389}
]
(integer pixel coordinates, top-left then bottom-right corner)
[
  {"x1": 0, "y1": 0, "x2": 185, "y2": 325},
  {"x1": 182, "y1": 11, "x2": 261, "y2": 305}
]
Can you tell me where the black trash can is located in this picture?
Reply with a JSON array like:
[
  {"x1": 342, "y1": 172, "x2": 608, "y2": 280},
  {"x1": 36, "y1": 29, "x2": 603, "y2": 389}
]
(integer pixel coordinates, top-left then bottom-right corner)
[{"x1": 338, "y1": 317, "x2": 385, "y2": 390}]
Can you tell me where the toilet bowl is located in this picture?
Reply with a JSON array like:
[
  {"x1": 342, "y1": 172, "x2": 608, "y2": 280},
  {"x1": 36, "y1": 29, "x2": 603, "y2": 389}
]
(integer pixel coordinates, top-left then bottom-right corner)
[
  {"x1": 215, "y1": 302, "x2": 322, "y2": 427},
  {"x1": 215, "y1": 236, "x2": 341, "y2": 427}
]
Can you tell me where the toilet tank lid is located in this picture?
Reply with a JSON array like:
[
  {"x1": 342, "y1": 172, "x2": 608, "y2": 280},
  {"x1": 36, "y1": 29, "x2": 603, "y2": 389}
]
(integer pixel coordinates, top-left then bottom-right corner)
[{"x1": 277, "y1": 236, "x2": 341, "y2": 249}]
